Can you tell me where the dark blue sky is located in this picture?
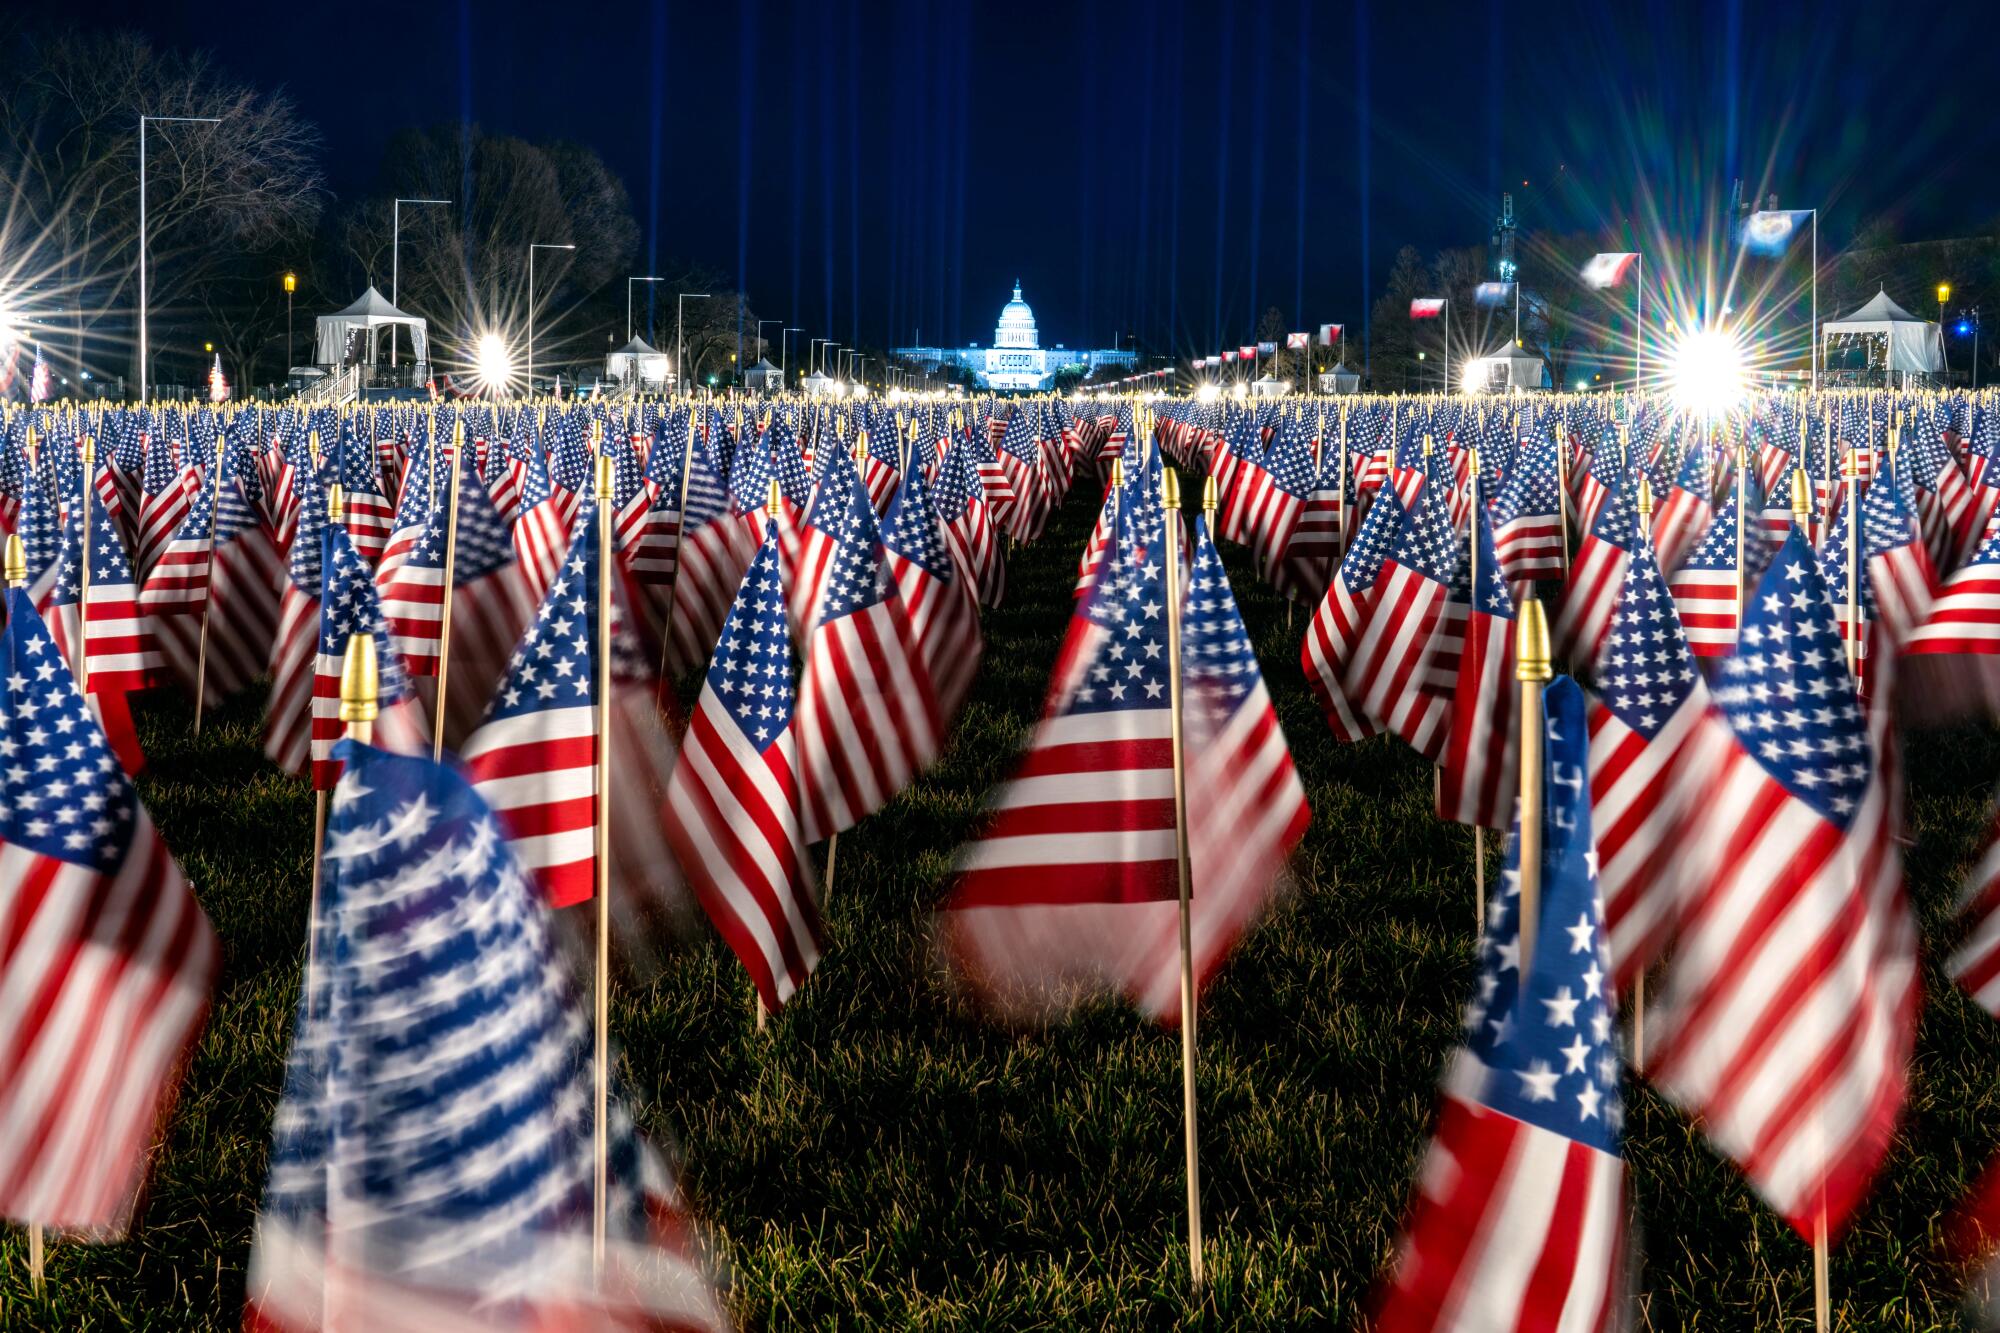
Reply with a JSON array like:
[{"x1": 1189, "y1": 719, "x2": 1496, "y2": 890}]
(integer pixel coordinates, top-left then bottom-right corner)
[{"x1": 89, "y1": 0, "x2": 2000, "y2": 360}]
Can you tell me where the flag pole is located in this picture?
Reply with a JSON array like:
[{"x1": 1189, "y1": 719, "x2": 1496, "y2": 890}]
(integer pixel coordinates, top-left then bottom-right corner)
[
  {"x1": 1844, "y1": 449, "x2": 1860, "y2": 677},
  {"x1": 1632, "y1": 477, "x2": 1654, "y2": 1070},
  {"x1": 593, "y1": 448, "x2": 614, "y2": 1274},
  {"x1": 76, "y1": 436, "x2": 94, "y2": 694},
  {"x1": 1734, "y1": 436, "x2": 1748, "y2": 634},
  {"x1": 432, "y1": 419, "x2": 465, "y2": 760},
  {"x1": 755, "y1": 474, "x2": 783, "y2": 1037},
  {"x1": 653, "y1": 412, "x2": 698, "y2": 709},
  {"x1": 1161, "y1": 464, "x2": 1205, "y2": 1291},
  {"x1": 6, "y1": 532, "x2": 44, "y2": 1294},
  {"x1": 192, "y1": 433, "x2": 229, "y2": 735},
  {"x1": 1514, "y1": 597, "x2": 1552, "y2": 973},
  {"x1": 1468, "y1": 445, "x2": 1486, "y2": 932}
]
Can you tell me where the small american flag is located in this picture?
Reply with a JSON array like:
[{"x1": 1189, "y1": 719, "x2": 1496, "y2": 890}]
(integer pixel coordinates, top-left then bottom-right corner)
[
  {"x1": 311, "y1": 517, "x2": 427, "y2": 789},
  {"x1": 1376, "y1": 676, "x2": 1629, "y2": 1330},
  {"x1": 1553, "y1": 473, "x2": 1642, "y2": 671},
  {"x1": 1341, "y1": 467, "x2": 1459, "y2": 761},
  {"x1": 883, "y1": 455, "x2": 982, "y2": 724},
  {"x1": 143, "y1": 449, "x2": 283, "y2": 709},
  {"x1": 246, "y1": 740, "x2": 724, "y2": 1331},
  {"x1": 134, "y1": 429, "x2": 194, "y2": 581},
  {"x1": 1435, "y1": 508, "x2": 1518, "y2": 830},
  {"x1": 0, "y1": 588, "x2": 218, "y2": 1235},
  {"x1": 1667, "y1": 477, "x2": 1773, "y2": 658},
  {"x1": 934, "y1": 437, "x2": 1004, "y2": 608},
  {"x1": 1648, "y1": 524, "x2": 1917, "y2": 1238},
  {"x1": 663, "y1": 517, "x2": 824, "y2": 1011},
  {"x1": 334, "y1": 421, "x2": 394, "y2": 569},
  {"x1": 1489, "y1": 429, "x2": 1565, "y2": 596},
  {"x1": 795, "y1": 468, "x2": 942, "y2": 843},
  {"x1": 1649, "y1": 435, "x2": 1717, "y2": 573},
  {"x1": 1301, "y1": 484, "x2": 1403, "y2": 743}
]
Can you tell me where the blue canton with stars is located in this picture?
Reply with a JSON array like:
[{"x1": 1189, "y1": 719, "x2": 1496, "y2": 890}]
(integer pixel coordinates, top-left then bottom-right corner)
[
  {"x1": 1464, "y1": 676, "x2": 1622, "y2": 1151},
  {"x1": 1597, "y1": 542, "x2": 1699, "y2": 740},
  {"x1": 880, "y1": 458, "x2": 956, "y2": 584},
  {"x1": 1677, "y1": 475, "x2": 1775, "y2": 586},
  {"x1": 1334, "y1": 485, "x2": 1405, "y2": 596},
  {"x1": 1449, "y1": 506, "x2": 1516, "y2": 624},
  {"x1": 1713, "y1": 527, "x2": 1870, "y2": 827},
  {"x1": 815, "y1": 462, "x2": 893, "y2": 625},
  {"x1": 1489, "y1": 431, "x2": 1560, "y2": 529},
  {"x1": 0, "y1": 588, "x2": 138, "y2": 868},
  {"x1": 1385, "y1": 463, "x2": 1462, "y2": 586},
  {"x1": 1183, "y1": 516, "x2": 1266, "y2": 730},
  {"x1": 1068, "y1": 512, "x2": 1171, "y2": 717},
  {"x1": 707, "y1": 520, "x2": 794, "y2": 751},
  {"x1": 480, "y1": 510, "x2": 641, "y2": 725},
  {"x1": 317, "y1": 519, "x2": 413, "y2": 705}
]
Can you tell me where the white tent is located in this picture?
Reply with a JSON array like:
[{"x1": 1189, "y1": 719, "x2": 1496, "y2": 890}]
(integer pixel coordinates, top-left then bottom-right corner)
[
  {"x1": 742, "y1": 357, "x2": 783, "y2": 394},
  {"x1": 1822, "y1": 287, "x2": 1944, "y2": 379},
  {"x1": 801, "y1": 370, "x2": 838, "y2": 397},
  {"x1": 313, "y1": 286, "x2": 429, "y2": 370},
  {"x1": 1251, "y1": 374, "x2": 1291, "y2": 399},
  {"x1": 605, "y1": 336, "x2": 671, "y2": 388},
  {"x1": 1317, "y1": 363, "x2": 1362, "y2": 395}
]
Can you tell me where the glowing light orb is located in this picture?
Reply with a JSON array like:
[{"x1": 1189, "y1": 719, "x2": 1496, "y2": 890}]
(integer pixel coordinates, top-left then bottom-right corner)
[
  {"x1": 1229, "y1": 382, "x2": 1249, "y2": 401},
  {"x1": 474, "y1": 333, "x2": 513, "y2": 391},
  {"x1": 1194, "y1": 383, "x2": 1221, "y2": 404},
  {"x1": 1665, "y1": 327, "x2": 1747, "y2": 418}
]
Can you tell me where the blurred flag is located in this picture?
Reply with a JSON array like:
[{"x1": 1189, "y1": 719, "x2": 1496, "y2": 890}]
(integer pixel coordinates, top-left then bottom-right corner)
[
  {"x1": 1434, "y1": 509, "x2": 1518, "y2": 830},
  {"x1": 1302, "y1": 485, "x2": 1404, "y2": 743},
  {"x1": 1256, "y1": 341, "x2": 1278, "y2": 356},
  {"x1": 1489, "y1": 431, "x2": 1566, "y2": 595},
  {"x1": 1554, "y1": 475, "x2": 1643, "y2": 671},
  {"x1": 1739, "y1": 209, "x2": 1814, "y2": 256},
  {"x1": 0, "y1": 588, "x2": 217, "y2": 1236},
  {"x1": 1342, "y1": 470, "x2": 1460, "y2": 761},
  {"x1": 1286, "y1": 331, "x2": 1309, "y2": 350},
  {"x1": 1375, "y1": 677, "x2": 1629, "y2": 1331},
  {"x1": 143, "y1": 447, "x2": 283, "y2": 710},
  {"x1": 883, "y1": 454, "x2": 981, "y2": 722},
  {"x1": 1409, "y1": 299, "x2": 1446, "y2": 319},
  {"x1": 1239, "y1": 344, "x2": 1259, "y2": 359},
  {"x1": 1648, "y1": 524, "x2": 1916, "y2": 1238},
  {"x1": 311, "y1": 518, "x2": 427, "y2": 790},
  {"x1": 46, "y1": 496, "x2": 161, "y2": 774},
  {"x1": 663, "y1": 517, "x2": 824, "y2": 1011},
  {"x1": 1581, "y1": 253, "x2": 1639, "y2": 288},
  {"x1": 1319, "y1": 323, "x2": 1344, "y2": 343},
  {"x1": 1474, "y1": 281, "x2": 1513, "y2": 308},
  {"x1": 245, "y1": 741, "x2": 725, "y2": 1332}
]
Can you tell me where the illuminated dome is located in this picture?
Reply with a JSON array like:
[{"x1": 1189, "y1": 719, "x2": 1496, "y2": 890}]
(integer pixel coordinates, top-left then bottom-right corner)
[{"x1": 994, "y1": 280, "x2": 1039, "y2": 349}]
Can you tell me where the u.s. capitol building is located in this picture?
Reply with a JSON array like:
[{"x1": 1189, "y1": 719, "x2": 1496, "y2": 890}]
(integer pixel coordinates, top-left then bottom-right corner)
[{"x1": 894, "y1": 282, "x2": 1137, "y2": 391}]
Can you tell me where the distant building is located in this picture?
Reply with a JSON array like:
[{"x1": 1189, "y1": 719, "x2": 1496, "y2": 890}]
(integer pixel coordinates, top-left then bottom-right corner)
[{"x1": 894, "y1": 282, "x2": 1136, "y2": 391}]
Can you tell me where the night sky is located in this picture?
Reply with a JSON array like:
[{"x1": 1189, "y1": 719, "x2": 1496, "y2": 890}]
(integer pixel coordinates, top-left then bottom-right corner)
[{"x1": 85, "y1": 0, "x2": 2000, "y2": 361}]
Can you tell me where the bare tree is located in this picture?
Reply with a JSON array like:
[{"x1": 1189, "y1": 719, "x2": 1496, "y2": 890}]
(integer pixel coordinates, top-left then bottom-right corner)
[{"x1": 0, "y1": 23, "x2": 325, "y2": 385}]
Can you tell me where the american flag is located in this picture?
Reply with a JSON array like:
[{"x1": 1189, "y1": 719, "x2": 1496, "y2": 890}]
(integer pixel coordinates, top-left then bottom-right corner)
[
  {"x1": 1905, "y1": 410, "x2": 1979, "y2": 570},
  {"x1": 1489, "y1": 430, "x2": 1565, "y2": 597},
  {"x1": 1435, "y1": 509, "x2": 1517, "y2": 830},
  {"x1": 508, "y1": 437, "x2": 573, "y2": 610},
  {"x1": 663, "y1": 429, "x2": 758, "y2": 680},
  {"x1": 334, "y1": 422, "x2": 394, "y2": 569},
  {"x1": 375, "y1": 432, "x2": 438, "y2": 588},
  {"x1": 1554, "y1": 474, "x2": 1642, "y2": 671},
  {"x1": 246, "y1": 740, "x2": 725, "y2": 1332},
  {"x1": 545, "y1": 410, "x2": 592, "y2": 532},
  {"x1": 265, "y1": 468, "x2": 325, "y2": 778},
  {"x1": 795, "y1": 468, "x2": 942, "y2": 844},
  {"x1": 626, "y1": 411, "x2": 688, "y2": 599},
  {"x1": 463, "y1": 507, "x2": 642, "y2": 909},
  {"x1": 1855, "y1": 460, "x2": 1938, "y2": 656},
  {"x1": 142, "y1": 452, "x2": 284, "y2": 709},
  {"x1": 47, "y1": 495, "x2": 162, "y2": 773},
  {"x1": 789, "y1": 441, "x2": 863, "y2": 635},
  {"x1": 1648, "y1": 434, "x2": 1715, "y2": 573},
  {"x1": 1075, "y1": 475, "x2": 1120, "y2": 602},
  {"x1": 1247, "y1": 417, "x2": 1317, "y2": 601},
  {"x1": 663, "y1": 517, "x2": 824, "y2": 1011},
  {"x1": 0, "y1": 587, "x2": 217, "y2": 1235},
  {"x1": 1667, "y1": 478, "x2": 1773, "y2": 658},
  {"x1": 1375, "y1": 677, "x2": 1629, "y2": 1332},
  {"x1": 311, "y1": 518, "x2": 427, "y2": 789},
  {"x1": 1647, "y1": 524, "x2": 1917, "y2": 1238},
  {"x1": 1587, "y1": 535, "x2": 1724, "y2": 988},
  {"x1": 134, "y1": 428, "x2": 194, "y2": 581},
  {"x1": 884, "y1": 458, "x2": 981, "y2": 722},
  {"x1": 948, "y1": 493, "x2": 1177, "y2": 908},
  {"x1": 940, "y1": 511, "x2": 1306, "y2": 1024},
  {"x1": 935, "y1": 437, "x2": 1005, "y2": 608},
  {"x1": 1300, "y1": 484, "x2": 1403, "y2": 743},
  {"x1": 1341, "y1": 465, "x2": 1459, "y2": 762}
]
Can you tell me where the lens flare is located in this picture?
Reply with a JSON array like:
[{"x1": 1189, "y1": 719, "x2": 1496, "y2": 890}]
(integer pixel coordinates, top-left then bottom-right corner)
[
  {"x1": 1666, "y1": 326, "x2": 1747, "y2": 417},
  {"x1": 474, "y1": 333, "x2": 513, "y2": 392}
]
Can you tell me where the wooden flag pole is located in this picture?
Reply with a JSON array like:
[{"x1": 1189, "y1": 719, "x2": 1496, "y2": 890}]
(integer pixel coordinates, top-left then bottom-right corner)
[
  {"x1": 308, "y1": 484, "x2": 346, "y2": 983},
  {"x1": 593, "y1": 449, "x2": 614, "y2": 1274},
  {"x1": 1467, "y1": 447, "x2": 1486, "y2": 932},
  {"x1": 1515, "y1": 598, "x2": 1552, "y2": 975},
  {"x1": 1631, "y1": 477, "x2": 1655, "y2": 1070},
  {"x1": 754, "y1": 474, "x2": 784, "y2": 1037},
  {"x1": 7, "y1": 533, "x2": 45, "y2": 1294},
  {"x1": 432, "y1": 421, "x2": 465, "y2": 759},
  {"x1": 1844, "y1": 449, "x2": 1861, "y2": 676},
  {"x1": 1161, "y1": 465, "x2": 1206, "y2": 1291},
  {"x1": 192, "y1": 434, "x2": 229, "y2": 736},
  {"x1": 76, "y1": 436, "x2": 93, "y2": 694}
]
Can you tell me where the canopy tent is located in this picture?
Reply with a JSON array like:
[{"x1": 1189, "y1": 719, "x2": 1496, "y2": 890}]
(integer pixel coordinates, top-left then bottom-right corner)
[
  {"x1": 1317, "y1": 362, "x2": 1362, "y2": 395},
  {"x1": 313, "y1": 286, "x2": 429, "y2": 370},
  {"x1": 742, "y1": 357, "x2": 783, "y2": 394},
  {"x1": 800, "y1": 370, "x2": 839, "y2": 397},
  {"x1": 1251, "y1": 374, "x2": 1291, "y2": 399},
  {"x1": 1821, "y1": 287, "x2": 1944, "y2": 378},
  {"x1": 605, "y1": 336, "x2": 671, "y2": 388}
]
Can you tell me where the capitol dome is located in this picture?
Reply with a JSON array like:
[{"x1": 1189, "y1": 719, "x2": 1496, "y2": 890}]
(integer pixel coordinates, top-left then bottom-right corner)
[{"x1": 994, "y1": 280, "x2": 1039, "y2": 349}]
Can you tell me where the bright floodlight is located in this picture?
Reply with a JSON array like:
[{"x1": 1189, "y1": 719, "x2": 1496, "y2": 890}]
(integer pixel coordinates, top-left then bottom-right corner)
[
  {"x1": 474, "y1": 333, "x2": 513, "y2": 391},
  {"x1": 1460, "y1": 357, "x2": 1493, "y2": 392},
  {"x1": 1665, "y1": 326, "x2": 1747, "y2": 417}
]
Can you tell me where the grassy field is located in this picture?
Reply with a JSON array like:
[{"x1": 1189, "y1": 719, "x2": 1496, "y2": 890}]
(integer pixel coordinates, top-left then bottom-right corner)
[{"x1": 4, "y1": 486, "x2": 2000, "y2": 1330}]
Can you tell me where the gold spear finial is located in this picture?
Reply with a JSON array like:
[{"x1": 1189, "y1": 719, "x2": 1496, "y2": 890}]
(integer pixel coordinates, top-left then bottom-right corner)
[
  {"x1": 596, "y1": 450, "x2": 613, "y2": 501},
  {"x1": 1202, "y1": 475, "x2": 1218, "y2": 514},
  {"x1": 339, "y1": 632, "x2": 379, "y2": 725},
  {"x1": 1163, "y1": 466, "x2": 1180, "y2": 509},
  {"x1": 1791, "y1": 468, "x2": 1812, "y2": 523},
  {"x1": 4, "y1": 533, "x2": 25, "y2": 587},
  {"x1": 767, "y1": 477, "x2": 782, "y2": 516},
  {"x1": 1637, "y1": 476, "x2": 1654, "y2": 518},
  {"x1": 328, "y1": 482, "x2": 345, "y2": 521},
  {"x1": 1516, "y1": 599, "x2": 1553, "y2": 683},
  {"x1": 1110, "y1": 457, "x2": 1125, "y2": 488}
]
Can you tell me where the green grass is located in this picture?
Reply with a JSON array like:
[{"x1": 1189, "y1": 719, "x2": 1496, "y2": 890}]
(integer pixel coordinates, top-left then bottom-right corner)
[{"x1": 5, "y1": 490, "x2": 2000, "y2": 1329}]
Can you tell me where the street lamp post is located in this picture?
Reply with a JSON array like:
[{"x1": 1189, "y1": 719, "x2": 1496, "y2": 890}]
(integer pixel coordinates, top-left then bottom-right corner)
[
  {"x1": 677, "y1": 292, "x2": 710, "y2": 396},
  {"x1": 755, "y1": 319, "x2": 781, "y2": 375},
  {"x1": 528, "y1": 242, "x2": 577, "y2": 394},
  {"x1": 1940, "y1": 283, "x2": 1954, "y2": 380},
  {"x1": 627, "y1": 276, "x2": 664, "y2": 343},
  {"x1": 783, "y1": 327, "x2": 801, "y2": 385},
  {"x1": 284, "y1": 272, "x2": 297, "y2": 372},
  {"x1": 138, "y1": 113, "x2": 224, "y2": 402}
]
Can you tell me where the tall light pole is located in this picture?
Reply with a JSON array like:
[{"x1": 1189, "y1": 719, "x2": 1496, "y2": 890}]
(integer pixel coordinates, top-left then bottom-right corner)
[
  {"x1": 824, "y1": 342, "x2": 841, "y2": 376},
  {"x1": 627, "y1": 276, "x2": 664, "y2": 342},
  {"x1": 528, "y1": 242, "x2": 576, "y2": 393},
  {"x1": 676, "y1": 292, "x2": 710, "y2": 396},
  {"x1": 783, "y1": 327, "x2": 802, "y2": 385},
  {"x1": 138, "y1": 113, "x2": 223, "y2": 401},
  {"x1": 390, "y1": 198, "x2": 449, "y2": 370},
  {"x1": 755, "y1": 320, "x2": 781, "y2": 371},
  {"x1": 1940, "y1": 282, "x2": 1953, "y2": 380},
  {"x1": 284, "y1": 272, "x2": 297, "y2": 372},
  {"x1": 810, "y1": 338, "x2": 829, "y2": 376}
]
